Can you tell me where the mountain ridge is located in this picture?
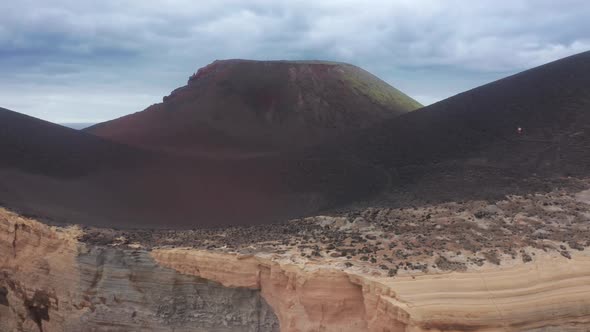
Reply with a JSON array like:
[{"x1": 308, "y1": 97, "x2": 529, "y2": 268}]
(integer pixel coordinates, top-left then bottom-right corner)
[
  {"x1": 314, "y1": 50, "x2": 590, "y2": 206},
  {"x1": 86, "y1": 59, "x2": 421, "y2": 155},
  {"x1": 2, "y1": 52, "x2": 590, "y2": 227}
]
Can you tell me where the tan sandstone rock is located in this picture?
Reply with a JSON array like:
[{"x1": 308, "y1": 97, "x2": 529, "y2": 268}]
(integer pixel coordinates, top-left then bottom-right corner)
[
  {"x1": 0, "y1": 208, "x2": 278, "y2": 332},
  {"x1": 152, "y1": 248, "x2": 590, "y2": 332}
]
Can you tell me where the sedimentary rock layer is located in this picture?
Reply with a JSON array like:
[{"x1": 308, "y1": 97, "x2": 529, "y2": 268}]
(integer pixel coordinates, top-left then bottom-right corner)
[
  {"x1": 3, "y1": 206, "x2": 590, "y2": 332},
  {"x1": 152, "y1": 248, "x2": 590, "y2": 332},
  {"x1": 0, "y1": 208, "x2": 278, "y2": 332}
]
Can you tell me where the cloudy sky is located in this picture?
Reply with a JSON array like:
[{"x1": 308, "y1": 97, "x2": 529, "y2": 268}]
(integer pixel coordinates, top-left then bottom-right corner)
[{"x1": 1, "y1": 0, "x2": 589, "y2": 123}]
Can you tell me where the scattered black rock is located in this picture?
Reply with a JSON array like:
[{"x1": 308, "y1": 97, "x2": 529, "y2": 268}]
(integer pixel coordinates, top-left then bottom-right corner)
[
  {"x1": 474, "y1": 210, "x2": 495, "y2": 219},
  {"x1": 0, "y1": 286, "x2": 8, "y2": 306},
  {"x1": 25, "y1": 290, "x2": 52, "y2": 332},
  {"x1": 483, "y1": 251, "x2": 501, "y2": 265},
  {"x1": 388, "y1": 268, "x2": 398, "y2": 277},
  {"x1": 521, "y1": 252, "x2": 533, "y2": 263},
  {"x1": 435, "y1": 256, "x2": 467, "y2": 272}
]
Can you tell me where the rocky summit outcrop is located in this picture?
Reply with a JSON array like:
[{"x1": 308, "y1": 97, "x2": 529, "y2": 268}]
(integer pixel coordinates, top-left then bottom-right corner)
[
  {"x1": 86, "y1": 60, "x2": 421, "y2": 155},
  {"x1": 0, "y1": 208, "x2": 279, "y2": 332}
]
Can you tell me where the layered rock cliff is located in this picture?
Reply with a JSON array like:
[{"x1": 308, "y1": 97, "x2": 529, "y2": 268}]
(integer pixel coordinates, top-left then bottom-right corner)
[
  {"x1": 3, "y1": 189, "x2": 590, "y2": 332},
  {"x1": 0, "y1": 208, "x2": 279, "y2": 332},
  {"x1": 151, "y1": 248, "x2": 590, "y2": 332}
]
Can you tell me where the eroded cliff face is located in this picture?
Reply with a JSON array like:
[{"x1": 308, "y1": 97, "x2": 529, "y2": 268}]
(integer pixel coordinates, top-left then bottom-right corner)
[
  {"x1": 0, "y1": 209, "x2": 80, "y2": 332},
  {"x1": 0, "y1": 209, "x2": 279, "y2": 332},
  {"x1": 151, "y1": 249, "x2": 406, "y2": 332},
  {"x1": 3, "y1": 204, "x2": 590, "y2": 332},
  {"x1": 152, "y1": 248, "x2": 590, "y2": 332}
]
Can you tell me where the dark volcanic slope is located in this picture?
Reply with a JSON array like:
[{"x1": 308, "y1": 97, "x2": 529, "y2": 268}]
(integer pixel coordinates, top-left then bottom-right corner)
[
  {"x1": 319, "y1": 51, "x2": 590, "y2": 204},
  {"x1": 3, "y1": 52, "x2": 589, "y2": 229},
  {"x1": 0, "y1": 108, "x2": 145, "y2": 176},
  {"x1": 0, "y1": 108, "x2": 383, "y2": 228},
  {"x1": 86, "y1": 60, "x2": 421, "y2": 155}
]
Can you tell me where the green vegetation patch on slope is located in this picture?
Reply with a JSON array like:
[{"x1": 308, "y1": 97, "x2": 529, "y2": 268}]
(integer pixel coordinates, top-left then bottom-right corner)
[{"x1": 340, "y1": 65, "x2": 422, "y2": 110}]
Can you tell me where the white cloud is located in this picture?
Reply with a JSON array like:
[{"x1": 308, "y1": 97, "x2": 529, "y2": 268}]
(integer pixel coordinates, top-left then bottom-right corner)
[{"x1": 0, "y1": 0, "x2": 589, "y2": 121}]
